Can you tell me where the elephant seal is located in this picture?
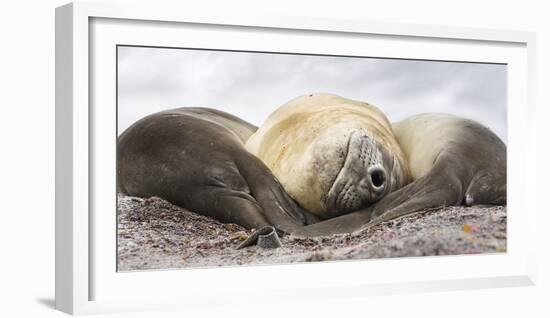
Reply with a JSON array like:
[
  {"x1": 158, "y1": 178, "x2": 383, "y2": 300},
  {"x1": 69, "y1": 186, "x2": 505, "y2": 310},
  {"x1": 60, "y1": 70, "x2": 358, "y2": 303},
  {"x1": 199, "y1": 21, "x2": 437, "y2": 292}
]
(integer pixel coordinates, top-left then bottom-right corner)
[
  {"x1": 118, "y1": 107, "x2": 319, "y2": 233},
  {"x1": 292, "y1": 113, "x2": 507, "y2": 237},
  {"x1": 246, "y1": 93, "x2": 410, "y2": 219}
]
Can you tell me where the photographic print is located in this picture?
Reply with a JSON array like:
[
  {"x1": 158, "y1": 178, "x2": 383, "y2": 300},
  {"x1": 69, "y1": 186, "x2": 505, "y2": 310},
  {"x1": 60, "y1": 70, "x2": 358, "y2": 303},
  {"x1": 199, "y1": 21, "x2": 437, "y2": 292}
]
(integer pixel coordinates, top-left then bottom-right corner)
[{"x1": 116, "y1": 46, "x2": 507, "y2": 271}]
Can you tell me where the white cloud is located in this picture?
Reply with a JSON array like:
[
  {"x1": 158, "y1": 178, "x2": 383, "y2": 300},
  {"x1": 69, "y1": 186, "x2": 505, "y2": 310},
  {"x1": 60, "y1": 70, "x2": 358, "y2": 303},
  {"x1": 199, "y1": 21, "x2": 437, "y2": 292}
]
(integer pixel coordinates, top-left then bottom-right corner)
[{"x1": 118, "y1": 46, "x2": 507, "y2": 142}]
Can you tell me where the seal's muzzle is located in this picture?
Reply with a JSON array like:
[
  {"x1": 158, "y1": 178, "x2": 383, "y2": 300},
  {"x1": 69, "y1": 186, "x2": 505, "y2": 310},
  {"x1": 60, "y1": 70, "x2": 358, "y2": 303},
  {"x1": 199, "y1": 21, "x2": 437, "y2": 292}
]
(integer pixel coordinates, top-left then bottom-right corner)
[{"x1": 326, "y1": 131, "x2": 389, "y2": 216}]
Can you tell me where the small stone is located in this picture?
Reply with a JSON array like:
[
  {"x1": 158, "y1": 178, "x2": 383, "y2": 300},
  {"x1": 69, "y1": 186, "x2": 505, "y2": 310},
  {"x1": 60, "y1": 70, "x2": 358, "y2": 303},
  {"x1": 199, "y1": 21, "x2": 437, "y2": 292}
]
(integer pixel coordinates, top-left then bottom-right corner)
[
  {"x1": 304, "y1": 250, "x2": 333, "y2": 262},
  {"x1": 195, "y1": 242, "x2": 213, "y2": 249},
  {"x1": 230, "y1": 231, "x2": 249, "y2": 241},
  {"x1": 126, "y1": 241, "x2": 138, "y2": 249},
  {"x1": 382, "y1": 232, "x2": 396, "y2": 241}
]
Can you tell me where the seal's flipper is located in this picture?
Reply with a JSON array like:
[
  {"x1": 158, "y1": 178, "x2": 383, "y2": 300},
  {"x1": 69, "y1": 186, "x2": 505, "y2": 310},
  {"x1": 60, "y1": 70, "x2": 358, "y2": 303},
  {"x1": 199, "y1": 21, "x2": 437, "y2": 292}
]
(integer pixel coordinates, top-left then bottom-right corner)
[
  {"x1": 465, "y1": 172, "x2": 507, "y2": 206},
  {"x1": 290, "y1": 209, "x2": 371, "y2": 237},
  {"x1": 237, "y1": 226, "x2": 282, "y2": 249},
  {"x1": 290, "y1": 174, "x2": 460, "y2": 237},
  {"x1": 364, "y1": 189, "x2": 458, "y2": 230},
  {"x1": 190, "y1": 186, "x2": 272, "y2": 230},
  {"x1": 236, "y1": 153, "x2": 318, "y2": 233},
  {"x1": 362, "y1": 159, "x2": 466, "y2": 229}
]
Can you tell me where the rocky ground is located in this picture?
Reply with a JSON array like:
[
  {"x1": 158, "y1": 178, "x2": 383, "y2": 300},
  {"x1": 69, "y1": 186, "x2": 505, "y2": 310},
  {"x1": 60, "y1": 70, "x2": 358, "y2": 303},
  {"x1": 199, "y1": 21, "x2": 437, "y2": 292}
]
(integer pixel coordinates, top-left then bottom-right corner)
[{"x1": 117, "y1": 195, "x2": 507, "y2": 271}]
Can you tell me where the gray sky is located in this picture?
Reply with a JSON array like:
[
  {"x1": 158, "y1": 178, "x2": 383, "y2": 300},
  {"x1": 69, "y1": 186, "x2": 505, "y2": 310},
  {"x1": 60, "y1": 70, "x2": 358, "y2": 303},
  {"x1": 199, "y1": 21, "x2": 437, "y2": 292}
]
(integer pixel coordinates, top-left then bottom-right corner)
[{"x1": 118, "y1": 46, "x2": 507, "y2": 142}]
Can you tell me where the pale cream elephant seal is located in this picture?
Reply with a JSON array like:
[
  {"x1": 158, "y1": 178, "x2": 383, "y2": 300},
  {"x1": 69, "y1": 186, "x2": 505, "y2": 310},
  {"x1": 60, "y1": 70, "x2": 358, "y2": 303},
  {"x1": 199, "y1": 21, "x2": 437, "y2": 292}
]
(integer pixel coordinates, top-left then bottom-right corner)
[
  {"x1": 246, "y1": 93, "x2": 410, "y2": 219},
  {"x1": 292, "y1": 113, "x2": 507, "y2": 237}
]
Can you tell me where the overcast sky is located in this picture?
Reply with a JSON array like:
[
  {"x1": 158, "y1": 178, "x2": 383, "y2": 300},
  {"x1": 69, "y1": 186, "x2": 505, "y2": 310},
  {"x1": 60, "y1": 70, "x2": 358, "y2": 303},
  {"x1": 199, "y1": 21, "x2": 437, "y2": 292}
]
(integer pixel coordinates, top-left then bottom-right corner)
[{"x1": 118, "y1": 46, "x2": 507, "y2": 142}]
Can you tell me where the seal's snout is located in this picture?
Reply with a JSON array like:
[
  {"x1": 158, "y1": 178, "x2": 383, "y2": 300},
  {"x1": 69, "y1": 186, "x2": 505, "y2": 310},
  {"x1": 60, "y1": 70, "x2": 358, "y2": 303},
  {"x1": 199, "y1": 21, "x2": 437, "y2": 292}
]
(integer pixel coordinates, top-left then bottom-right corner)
[{"x1": 325, "y1": 130, "x2": 391, "y2": 217}]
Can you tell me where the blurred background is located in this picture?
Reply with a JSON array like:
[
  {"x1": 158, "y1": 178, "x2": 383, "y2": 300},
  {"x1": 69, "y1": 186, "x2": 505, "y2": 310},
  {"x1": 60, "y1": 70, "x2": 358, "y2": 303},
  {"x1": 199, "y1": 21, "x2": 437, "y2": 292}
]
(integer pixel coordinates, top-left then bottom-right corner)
[{"x1": 118, "y1": 46, "x2": 507, "y2": 142}]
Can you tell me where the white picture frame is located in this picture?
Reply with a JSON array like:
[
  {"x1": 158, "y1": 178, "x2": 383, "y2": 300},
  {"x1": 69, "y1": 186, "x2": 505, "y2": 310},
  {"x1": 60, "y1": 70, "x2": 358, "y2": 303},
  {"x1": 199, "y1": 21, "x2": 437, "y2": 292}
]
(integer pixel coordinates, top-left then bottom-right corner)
[{"x1": 55, "y1": 1, "x2": 537, "y2": 315}]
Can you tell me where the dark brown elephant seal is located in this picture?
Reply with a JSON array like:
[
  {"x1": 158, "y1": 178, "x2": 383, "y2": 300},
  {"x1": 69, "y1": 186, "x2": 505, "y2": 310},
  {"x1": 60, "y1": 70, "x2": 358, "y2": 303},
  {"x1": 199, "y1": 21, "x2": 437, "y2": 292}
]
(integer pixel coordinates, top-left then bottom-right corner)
[
  {"x1": 118, "y1": 107, "x2": 318, "y2": 235},
  {"x1": 291, "y1": 113, "x2": 507, "y2": 237}
]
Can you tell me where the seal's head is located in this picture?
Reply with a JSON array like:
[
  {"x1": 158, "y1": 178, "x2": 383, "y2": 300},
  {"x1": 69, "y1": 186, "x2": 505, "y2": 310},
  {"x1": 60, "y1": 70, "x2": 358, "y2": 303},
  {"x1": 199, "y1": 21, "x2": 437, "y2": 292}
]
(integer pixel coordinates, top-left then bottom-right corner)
[{"x1": 246, "y1": 93, "x2": 410, "y2": 219}]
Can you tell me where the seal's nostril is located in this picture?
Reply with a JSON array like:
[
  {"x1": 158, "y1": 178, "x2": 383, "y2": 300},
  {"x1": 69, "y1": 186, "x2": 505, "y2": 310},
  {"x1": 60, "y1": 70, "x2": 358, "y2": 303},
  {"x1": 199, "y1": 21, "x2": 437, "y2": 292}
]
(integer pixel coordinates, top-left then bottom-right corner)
[{"x1": 369, "y1": 167, "x2": 386, "y2": 188}]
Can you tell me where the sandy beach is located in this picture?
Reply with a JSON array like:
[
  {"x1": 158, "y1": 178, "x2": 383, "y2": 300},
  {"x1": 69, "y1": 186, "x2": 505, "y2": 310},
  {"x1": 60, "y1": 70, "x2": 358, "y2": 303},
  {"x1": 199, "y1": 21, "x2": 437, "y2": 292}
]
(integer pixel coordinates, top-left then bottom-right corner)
[{"x1": 117, "y1": 195, "x2": 506, "y2": 271}]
